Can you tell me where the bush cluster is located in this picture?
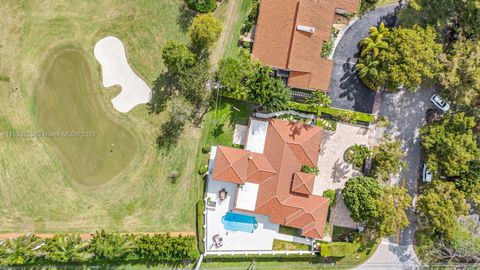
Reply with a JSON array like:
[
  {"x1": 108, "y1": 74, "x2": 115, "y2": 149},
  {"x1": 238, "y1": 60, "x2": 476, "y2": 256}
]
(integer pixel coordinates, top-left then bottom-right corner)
[
  {"x1": 186, "y1": 0, "x2": 217, "y2": 13},
  {"x1": 0, "y1": 231, "x2": 198, "y2": 266},
  {"x1": 240, "y1": 0, "x2": 260, "y2": 35}
]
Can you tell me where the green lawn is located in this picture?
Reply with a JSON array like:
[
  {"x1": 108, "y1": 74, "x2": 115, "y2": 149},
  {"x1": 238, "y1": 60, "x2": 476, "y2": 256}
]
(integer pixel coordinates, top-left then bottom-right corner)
[
  {"x1": 278, "y1": 225, "x2": 300, "y2": 236},
  {"x1": 273, "y1": 240, "x2": 310, "y2": 251},
  {"x1": 0, "y1": 0, "x2": 201, "y2": 233},
  {"x1": 204, "y1": 97, "x2": 253, "y2": 148},
  {"x1": 214, "y1": 0, "x2": 253, "y2": 60}
]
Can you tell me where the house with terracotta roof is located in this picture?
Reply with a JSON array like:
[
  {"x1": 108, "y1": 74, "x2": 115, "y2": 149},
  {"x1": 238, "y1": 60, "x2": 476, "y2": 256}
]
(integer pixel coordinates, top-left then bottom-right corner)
[
  {"x1": 203, "y1": 117, "x2": 330, "y2": 254},
  {"x1": 252, "y1": 0, "x2": 359, "y2": 93}
]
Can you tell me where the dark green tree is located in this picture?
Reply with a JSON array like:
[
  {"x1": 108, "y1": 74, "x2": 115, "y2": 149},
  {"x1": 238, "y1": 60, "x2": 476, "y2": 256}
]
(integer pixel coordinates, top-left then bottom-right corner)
[
  {"x1": 376, "y1": 186, "x2": 412, "y2": 237},
  {"x1": 439, "y1": 38, "x2": 480, "y2": 106},
  {"x1": 178, "y1": 60, "x2": 211, "y2": 107},
  {"x1": 372, "y1": 135, "x2": 406, "y2": 181},
  {"x1": 161, "y1": 41, "x2": 195, "y2": 75},
  {"x1": 248, "y1": 65, "x2": 291, "y2": 112},
  {"x1": 342, "y1": 176, "x2": 384, "y2": 222},
  {"x1": 459, "y1": 0, "x2": 480, "y2": 39},
  {"x1": 378, "y1": 25, "x2": 443, "y2": 91},
  {"x1": 420, "y1": 112, "x2": 479, "y2": 177},
  {"x1": 186, "y1": 0, "x2": 217, "y2": 13},
  {"x1": 416, "y1": 181, "x2": 469, "y2": 239},
  {"x1": 456, "y1": 160, "x2": 480, "y2": 204}
]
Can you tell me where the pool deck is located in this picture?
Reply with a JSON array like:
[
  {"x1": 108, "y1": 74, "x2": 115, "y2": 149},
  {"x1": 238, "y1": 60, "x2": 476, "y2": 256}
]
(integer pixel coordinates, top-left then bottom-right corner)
[
  {"x1": 204, "y1": 173, "x2": 279, "y2": 253},
  {"x1": 204, "y1": 146, "x2": 314, "y2": 255}
]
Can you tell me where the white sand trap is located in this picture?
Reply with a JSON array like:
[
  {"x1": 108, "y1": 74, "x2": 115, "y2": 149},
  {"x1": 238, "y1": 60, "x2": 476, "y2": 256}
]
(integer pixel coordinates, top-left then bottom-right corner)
[{"x1": 94, "y1": 36, "x2": 152, "y2": 113}]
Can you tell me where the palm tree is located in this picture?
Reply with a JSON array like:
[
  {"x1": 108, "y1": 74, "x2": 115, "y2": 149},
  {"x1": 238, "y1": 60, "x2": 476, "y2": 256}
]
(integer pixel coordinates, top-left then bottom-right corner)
[
  {"x1": 355, "y1": 55, "x2": 379, "y2": 79},
  {"x1": 360, "y1": 23, "x2": 389, "y2": 59},
  {"x1": 368, "y1": 22, "x2": 389, "y2": 39},
  {"x1": 306, "y1": 91, "x2": 332, "y2": 113},
  {"x1": 360, "y1": 34, "x2": 388, "y2": 58},
  {"x1": 43, "y1": 234, "x2": 92, "y2": 263}
]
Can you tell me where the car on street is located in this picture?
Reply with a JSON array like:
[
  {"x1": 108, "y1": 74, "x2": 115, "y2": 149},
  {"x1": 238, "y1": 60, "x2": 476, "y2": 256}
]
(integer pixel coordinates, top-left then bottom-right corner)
[
  {"x1": 430, "y1": 94, "x2": 450, "y2": 112},
  {"x1": 422, "y1": 163, "x2": 433, "y2": 183}
]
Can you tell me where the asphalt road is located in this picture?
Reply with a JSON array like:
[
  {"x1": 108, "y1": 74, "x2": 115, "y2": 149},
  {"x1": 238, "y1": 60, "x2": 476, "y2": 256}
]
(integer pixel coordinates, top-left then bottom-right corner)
[
  {"x1": 378, "y1": 88, "x2": 436, "y2": 246},
  {"x1": 329, "y1": 4, "x2": 398, "y2": 113}
]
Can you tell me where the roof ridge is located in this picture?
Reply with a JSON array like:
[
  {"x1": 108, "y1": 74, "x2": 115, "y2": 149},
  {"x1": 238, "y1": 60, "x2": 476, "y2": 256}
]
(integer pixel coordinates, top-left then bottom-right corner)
[
  {"x1": 288, "y1": 142, "x2": 316, "y2": 166},
  {"x1": 230, "y1": 150, "x2": 251, "y2": 184}
]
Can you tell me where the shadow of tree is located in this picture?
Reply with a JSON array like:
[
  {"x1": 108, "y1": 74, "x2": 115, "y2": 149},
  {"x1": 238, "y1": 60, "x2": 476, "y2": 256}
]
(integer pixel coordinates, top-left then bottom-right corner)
[
  {"x1": 147, "y1": 72, "x2": 177, "y2": 115},
  {"x1": 177, "y1": 3, "x2": 196, "y2": 33},
  {"x1": 331, "y1": 158, "x2": 351, "y2": 183}
]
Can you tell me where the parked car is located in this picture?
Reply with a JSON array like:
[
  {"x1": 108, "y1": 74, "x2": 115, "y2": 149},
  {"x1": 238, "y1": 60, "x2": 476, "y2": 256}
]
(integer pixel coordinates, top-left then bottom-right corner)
[
  {"x1": 430, "y1": 94, "x2": 450, "y2": 112},
  {"x1": 422, "y1": 163, "x2": 433, "y2": 183}
]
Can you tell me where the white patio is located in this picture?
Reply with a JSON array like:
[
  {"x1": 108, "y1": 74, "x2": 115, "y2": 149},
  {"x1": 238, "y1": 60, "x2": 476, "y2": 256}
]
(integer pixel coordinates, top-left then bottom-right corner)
[{"x1": 204, "y1": 147, "x2": 280, "y2": 254}]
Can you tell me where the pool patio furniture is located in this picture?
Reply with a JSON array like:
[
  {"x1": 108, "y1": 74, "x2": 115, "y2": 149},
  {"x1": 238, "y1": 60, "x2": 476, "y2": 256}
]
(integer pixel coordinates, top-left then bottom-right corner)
[
  {"x1": 212, "y1": 234, "x2": 223, "y2": 248},
  {"x1": 218, "y1": 188, "x2": 227, "y2": 201},
  {"x1": 206, "y1": 200, "x2": 217, "y2": 209}
]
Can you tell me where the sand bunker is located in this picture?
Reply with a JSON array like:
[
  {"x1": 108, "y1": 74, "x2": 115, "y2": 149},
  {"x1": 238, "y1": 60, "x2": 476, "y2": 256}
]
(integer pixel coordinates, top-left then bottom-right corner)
[{"x1": 94, "y1": 36, "x2": 152, "y2": 113}]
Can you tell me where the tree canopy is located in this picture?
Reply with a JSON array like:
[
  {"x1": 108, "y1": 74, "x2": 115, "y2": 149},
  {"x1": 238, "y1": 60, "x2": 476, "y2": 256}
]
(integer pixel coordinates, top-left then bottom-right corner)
[
  {"x1": 420, "y1": 112, "x2": 479, "y2": 177},
  {"x1": 186, "y1": 0, "x2": 217, "y2": 13},
  {"x1": 378, "y1": 25, "x2": 443, "y2": 91},
  {"x1": 342, "y1": 176, "x2": 384, "y2": 222},
  {"x1": 188, "y1": 13, "x2": 222, "y2": 50},
  {"x1": 376, "y1": 186, "x2": 412, "y2": 237},
  {"x1": 248, "y1": 65, "x2": 291, "y2": 112},
  {"x1": 372, "y1": 135, "x2": 406, "y2": 181},
  {"x1": 416, "y1": 181, "x2": 469, "y2": 239},
  {"x1": 460, "y1": 0, "x2": 480, "y2": 39},
  {"x1": 161, "y1": 41, "x2": 195, "y2": 75},
  {"x1": 439, "y1": 38, "x2": 480, "y2": 106}
]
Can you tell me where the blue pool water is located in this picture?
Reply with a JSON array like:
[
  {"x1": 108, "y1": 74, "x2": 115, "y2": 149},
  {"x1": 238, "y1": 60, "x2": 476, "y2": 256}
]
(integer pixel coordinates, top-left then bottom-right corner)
[{"x1": 222, "y1": 212, "x2": 258, "y2": 233}]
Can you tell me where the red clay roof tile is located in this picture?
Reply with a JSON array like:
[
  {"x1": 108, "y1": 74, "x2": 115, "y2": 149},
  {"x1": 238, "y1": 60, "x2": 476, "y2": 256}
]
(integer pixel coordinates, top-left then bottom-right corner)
[
  {"x1": 252, "y1": 0, "x2": 358, "y2": 91},
  {"x1": 212, "y1": 118, "x2": 330, "y2": 238}
]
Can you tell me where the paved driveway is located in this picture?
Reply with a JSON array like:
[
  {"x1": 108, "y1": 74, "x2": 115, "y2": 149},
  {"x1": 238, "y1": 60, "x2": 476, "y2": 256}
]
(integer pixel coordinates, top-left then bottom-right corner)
[
  {"x1": 378, "y1": 87, "x2": 436, "y2": 246},
  {"x1": 355, "y1": 240, "x2": 421, "y2": 270},
  {"x1": 313, "y1": 123, "x2": 371, "y2": 195},
  {"x1": 328, "y1": 4, "x2": 398, "y2": 113}
]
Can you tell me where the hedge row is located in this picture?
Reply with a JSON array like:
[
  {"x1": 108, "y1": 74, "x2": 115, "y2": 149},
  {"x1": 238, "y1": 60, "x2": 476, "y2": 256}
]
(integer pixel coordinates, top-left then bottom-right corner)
[
  {"x1": 288, "y1": 101, "x2": 375, "y2": 123},
  {"x1": 0, "y1": 231, "x2": 198, "y2": 266}
]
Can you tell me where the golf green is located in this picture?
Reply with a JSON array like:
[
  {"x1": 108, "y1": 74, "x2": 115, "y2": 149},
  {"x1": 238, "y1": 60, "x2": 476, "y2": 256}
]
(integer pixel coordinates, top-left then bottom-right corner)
[{"x1": 35, "y1": 47, "x2": 139, "y2": 186}]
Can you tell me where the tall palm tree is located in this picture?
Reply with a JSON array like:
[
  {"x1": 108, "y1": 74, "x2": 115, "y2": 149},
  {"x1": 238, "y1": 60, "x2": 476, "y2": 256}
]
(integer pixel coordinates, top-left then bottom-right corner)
[
  {"x1": 368, "y1": 22, "x2": 389, "y2": 39},
  {"x1": 355, "y1": 55, "x2": 379, "y2": 79},
  {"x1": 360, "y1": 23, "x2": 389, "y2": 59},
  {"x1": 306, "y1": 91, "x2": 332, "y2": 113}
]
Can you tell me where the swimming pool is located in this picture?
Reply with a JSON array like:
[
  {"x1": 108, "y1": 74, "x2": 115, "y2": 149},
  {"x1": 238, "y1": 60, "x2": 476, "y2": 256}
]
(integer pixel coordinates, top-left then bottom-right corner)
[{"x1": 222, "y1": 212, "x2": 258, "y2": 233}]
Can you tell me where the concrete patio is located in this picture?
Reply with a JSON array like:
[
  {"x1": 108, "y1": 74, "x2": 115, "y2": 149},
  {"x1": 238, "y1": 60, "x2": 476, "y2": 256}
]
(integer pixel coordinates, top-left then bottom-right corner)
[
  {"x1": 313, "y1": 123, "x2": 371, "y2": 196},
  {"x1": 204, "y1": 147, "x2": 280, "y2": 253}
]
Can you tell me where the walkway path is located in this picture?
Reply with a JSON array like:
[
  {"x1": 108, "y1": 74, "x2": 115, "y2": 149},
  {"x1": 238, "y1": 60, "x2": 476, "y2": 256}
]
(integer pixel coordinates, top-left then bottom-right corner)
[
  {"x1": 329, "y1": 4, "x2": 398, "y2": 113},
  {"x1": 210, "y1": 0, "x2": 242, "y2": 67}
]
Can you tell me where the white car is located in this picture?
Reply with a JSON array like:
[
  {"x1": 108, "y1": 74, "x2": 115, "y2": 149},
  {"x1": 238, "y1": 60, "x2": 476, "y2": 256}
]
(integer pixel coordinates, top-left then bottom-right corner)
[
  {"x1": 430, "y1": 94, "x2": 450, "y2": 112},
  {"x1": 422, "y1": 163, "x2": 432, "y2": 183}
]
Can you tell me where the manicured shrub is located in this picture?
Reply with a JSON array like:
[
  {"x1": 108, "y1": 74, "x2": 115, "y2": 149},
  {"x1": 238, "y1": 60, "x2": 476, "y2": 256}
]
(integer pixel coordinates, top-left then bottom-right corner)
[
  {"x1": 301, "y1": 164, "x2": 320, "y2": 175},
  {"x1": 201, "y1": 145, "x2": 211, "y2": 154},
  {"x1": 323, "y1": 189, "x2": 337, "y2": 207},
  {"x1": 198, "y1": 164, "x2": 208, "y2": 175},
  {"x1": 186, "y1": 0, "x2": 217, "y2": 13}
]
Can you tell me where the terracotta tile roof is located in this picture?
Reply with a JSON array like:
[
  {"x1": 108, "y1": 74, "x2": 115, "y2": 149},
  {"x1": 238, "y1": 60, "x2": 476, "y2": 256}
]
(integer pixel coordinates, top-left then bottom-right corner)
[
  {"x1": 252, "y1": 0, "x2": 359, "y2": 91},
  {"x1": 212, "y1": 118, "x2": 330, "y2": 238},
  {"x1": 213, "y1": 146, "x2": 276, "y2": 185},
  {"x1": 292, "y1": 172, "x2": 315, "y2": 195}
]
